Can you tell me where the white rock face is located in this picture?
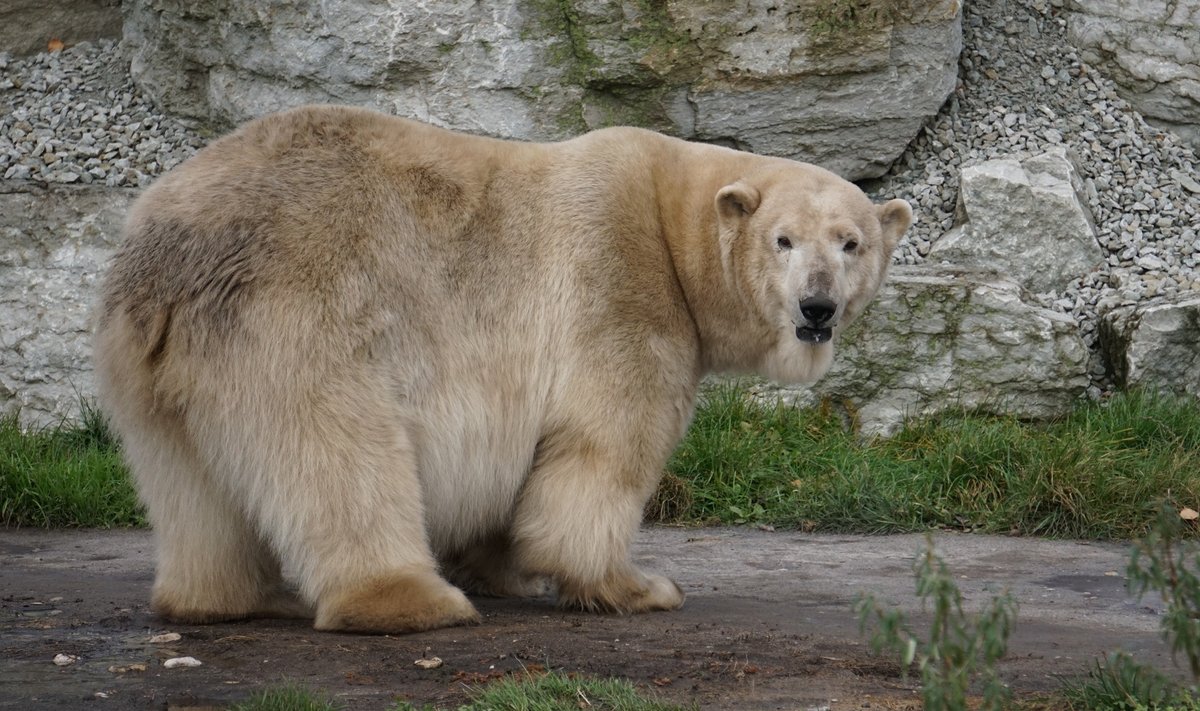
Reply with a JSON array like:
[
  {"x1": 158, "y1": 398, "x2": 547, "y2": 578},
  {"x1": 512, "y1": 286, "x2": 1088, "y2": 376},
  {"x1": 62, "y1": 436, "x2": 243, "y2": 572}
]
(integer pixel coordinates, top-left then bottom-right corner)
[
  {"x1": 928, "y1": 148, "x2": 1104, "y2": 294},
  {"x1": 0, "y1": 184, "x2": 134, "y2": 426},
  {"x1": 1100, "y1": 294, "x2": 1200, "y2": 397},
  {"x1": 120, "y1": 0, "x2": 963, "y2": 180},
  {"x1": 1066, "y1": 0, "x2": 1200, "y2": 149},
  {"x1": 766, "y1": 267, "x2": 1091, "y2": 436}
]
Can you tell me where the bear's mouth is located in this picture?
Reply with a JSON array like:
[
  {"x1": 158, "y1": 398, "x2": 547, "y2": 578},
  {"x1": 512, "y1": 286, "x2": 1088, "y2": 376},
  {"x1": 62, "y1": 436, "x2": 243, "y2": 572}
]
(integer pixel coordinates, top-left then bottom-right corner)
[{"x1": 795, "y1": 326, "x2": 833, "y2": 344}]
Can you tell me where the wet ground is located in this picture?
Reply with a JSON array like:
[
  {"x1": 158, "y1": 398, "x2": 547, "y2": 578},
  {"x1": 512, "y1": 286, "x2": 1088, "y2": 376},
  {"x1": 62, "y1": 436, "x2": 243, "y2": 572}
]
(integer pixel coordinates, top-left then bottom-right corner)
[{"x1": 0, "y1": 527, "x2": 1178, "y2": 710}]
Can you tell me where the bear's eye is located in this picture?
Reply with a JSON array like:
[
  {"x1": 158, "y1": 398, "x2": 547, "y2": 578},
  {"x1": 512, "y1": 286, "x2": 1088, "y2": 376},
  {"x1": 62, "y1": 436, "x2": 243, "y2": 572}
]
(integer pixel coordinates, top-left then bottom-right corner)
[
  {"x1": 776, "y1": 236, "x2": 793, "y2": 250},
  {"x1": 843, "y1": 239, "x2": 859, "y2": 253}
]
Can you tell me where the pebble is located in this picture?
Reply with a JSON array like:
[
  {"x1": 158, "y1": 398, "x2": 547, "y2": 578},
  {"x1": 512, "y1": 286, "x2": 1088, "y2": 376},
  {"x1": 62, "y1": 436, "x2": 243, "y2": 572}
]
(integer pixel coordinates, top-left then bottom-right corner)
[
  {"x1": 52, "y1": 653, "x2": 78, "y2": 666},
  {"x1": 162, "y1": 656, "x2": 202, "y2": 669}
]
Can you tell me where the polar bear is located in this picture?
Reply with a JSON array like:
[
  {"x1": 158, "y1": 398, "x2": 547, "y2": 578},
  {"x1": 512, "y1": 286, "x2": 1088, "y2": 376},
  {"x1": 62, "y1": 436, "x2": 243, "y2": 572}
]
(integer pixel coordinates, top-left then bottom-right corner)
[{"x1": 94, "y1": 105, "x2": 911, "y2": 634}]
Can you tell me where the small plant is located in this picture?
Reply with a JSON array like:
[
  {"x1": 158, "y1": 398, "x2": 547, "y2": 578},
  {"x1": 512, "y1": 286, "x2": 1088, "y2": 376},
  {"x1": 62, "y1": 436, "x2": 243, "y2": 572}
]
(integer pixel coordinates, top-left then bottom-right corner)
[
  {"x1": 1062, "y1": 504, "x2": 1200, "y2": 710},
  {"x1": 1129, "y1": 505, "x2": 1200, "y2": 680},
  {"x1": 1062, "y1": 651, "x2": 1182, "y2": 710},
  {"x1": 856, "y1": 536, "x2": 1018, "y2": 711}
]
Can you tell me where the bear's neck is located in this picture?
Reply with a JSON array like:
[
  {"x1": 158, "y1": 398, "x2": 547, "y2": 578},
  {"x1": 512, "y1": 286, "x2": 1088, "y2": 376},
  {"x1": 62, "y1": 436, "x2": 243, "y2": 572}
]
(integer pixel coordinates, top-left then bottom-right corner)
[{"x1": 651, "y1": 140, "x2": 778, "y2": 376}]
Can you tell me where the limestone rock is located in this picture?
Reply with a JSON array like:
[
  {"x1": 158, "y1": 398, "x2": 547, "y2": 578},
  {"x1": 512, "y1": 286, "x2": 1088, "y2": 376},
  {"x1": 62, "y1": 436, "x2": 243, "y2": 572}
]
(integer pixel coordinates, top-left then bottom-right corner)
[
  {"x1": 0, "y1": 0, "x2": 122, "y2": 56},
  {"x1": 0, "y1": 183, "x2": 135, "y2": 427},
  {"x1": 928, "y1": 148, "x2": 1103, "y2": 294},
  {"x1": 1100, "y1": 294, "x2": 1200, "y2": 397},
  {"x1": 764, "y1": 266, "x2": 1090, "y2": 437},
  {"x1": 120, "y1": 0, "x2": 963, "y2": 180},
  {"x1": 1066, "y1": 0, "x2": 1200, "y2": 149}
]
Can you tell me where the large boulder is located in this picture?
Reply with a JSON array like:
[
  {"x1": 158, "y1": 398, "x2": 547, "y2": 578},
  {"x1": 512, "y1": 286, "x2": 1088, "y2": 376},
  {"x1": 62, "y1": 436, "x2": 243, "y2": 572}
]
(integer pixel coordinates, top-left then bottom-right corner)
[
  {"x1": 763, "y1": 266, "x2": 1091, "y2": 436},
  {"x1": 928, "y1": 147, "x2": 1103, "y2": 294},
  {"x1": 0, "y1": 183, "x2": 134, "y2": 426},
  {"x1": 0, "y1": 0, "x2": 122, "y2": 56},
  {"x1": 120, "y1": 0, "x2": 963, "y2": 180},
  {"x1": 1066, "y1": 0, "x2": 1200, "y2": 149},
  {"x1": 1100, "y1": 294, "x2": 1200, "y2": 397}
]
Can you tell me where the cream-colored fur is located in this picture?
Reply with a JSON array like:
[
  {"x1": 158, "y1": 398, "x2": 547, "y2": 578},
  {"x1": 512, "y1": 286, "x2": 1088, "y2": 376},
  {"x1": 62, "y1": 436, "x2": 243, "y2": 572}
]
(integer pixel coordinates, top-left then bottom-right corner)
[{"x1": 94, "y1": 105, "x2": 911, "y2": 633}]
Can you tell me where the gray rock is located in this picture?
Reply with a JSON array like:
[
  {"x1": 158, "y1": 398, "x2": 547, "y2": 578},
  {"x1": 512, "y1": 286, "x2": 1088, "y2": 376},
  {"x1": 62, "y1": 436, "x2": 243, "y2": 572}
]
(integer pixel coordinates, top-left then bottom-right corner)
[
  {"x1": 1066, "y1": 0, "x2": 1200, "y2": 150},
  {"x1": 763, "y1": 267, "x2": 1090, "y2": 436},
  {"x1": 1100, "y1": 294, "x2": 1200, "y2": 397},
  {"x1": 121, "y1": 0, "x2": 963, "y2": 180},
  {"x1": 0, "y1": 183, "x2": 135, "y2": 427},
  {"x1": 0, "y1": 0, "x2": 121, "y2": 56},
  {"x1": 928, "y1": 147, "x2": 1104, "y2": 294}
]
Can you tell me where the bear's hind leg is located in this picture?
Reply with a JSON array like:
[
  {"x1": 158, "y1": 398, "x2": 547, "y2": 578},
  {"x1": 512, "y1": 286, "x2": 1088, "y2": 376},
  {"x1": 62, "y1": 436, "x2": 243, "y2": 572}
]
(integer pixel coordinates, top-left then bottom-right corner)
[
  {"x1": 510, "y1": 426, "x2": 685, "y2": 614},
  {"x1": 123, "y1": 423, "x2": 310, "y2": 623},
  {"x1": 193, "y1": 368, "x2": 480, "y2": 634}
]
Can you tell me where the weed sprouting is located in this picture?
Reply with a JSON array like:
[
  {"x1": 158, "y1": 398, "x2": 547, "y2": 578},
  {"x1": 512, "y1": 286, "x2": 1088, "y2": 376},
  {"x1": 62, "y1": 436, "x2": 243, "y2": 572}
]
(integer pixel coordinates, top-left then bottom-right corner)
[{"x1": 856, "y1": 536, "x2": 1017, "y2": 710}]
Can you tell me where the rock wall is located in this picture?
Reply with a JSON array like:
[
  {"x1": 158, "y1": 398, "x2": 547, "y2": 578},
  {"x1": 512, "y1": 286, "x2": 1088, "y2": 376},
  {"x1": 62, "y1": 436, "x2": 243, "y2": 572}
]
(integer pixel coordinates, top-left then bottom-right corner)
[
  {"x1": 761, "y1": 267, "x2": 1091, "y2": 437},
  {"x1": 0, "y1": 0, "x2": 122, "y2": 57},
  {"x1": 0, "y1": 184, "x2": 134, "y2": 426},
  {"x1": 4, "y1": 0, "x2": 1195, "y2": 434},
  {"x1": 1066, "y1": 0, "x2": 1200, "y2": 149},
  {"x1": 121, "y1": 0, "x2": 963, "y2": 180}
]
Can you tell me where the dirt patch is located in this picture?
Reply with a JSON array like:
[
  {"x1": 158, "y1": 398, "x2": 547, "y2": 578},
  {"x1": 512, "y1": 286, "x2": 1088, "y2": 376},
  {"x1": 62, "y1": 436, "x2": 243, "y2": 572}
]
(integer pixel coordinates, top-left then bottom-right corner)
[{"x1": 0, "y1": 528, "x2": 1178, "y2": 709}]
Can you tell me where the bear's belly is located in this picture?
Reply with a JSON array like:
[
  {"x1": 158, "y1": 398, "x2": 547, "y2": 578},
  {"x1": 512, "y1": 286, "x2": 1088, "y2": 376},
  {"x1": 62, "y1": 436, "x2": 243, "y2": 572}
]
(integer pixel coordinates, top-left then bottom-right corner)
[{"x1": 414, "y1": 383, "x2": 544, "y2": 556}]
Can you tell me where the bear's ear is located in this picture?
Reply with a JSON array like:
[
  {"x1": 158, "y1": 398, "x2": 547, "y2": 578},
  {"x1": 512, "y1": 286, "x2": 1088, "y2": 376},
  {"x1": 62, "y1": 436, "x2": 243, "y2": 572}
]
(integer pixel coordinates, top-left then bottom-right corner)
[
  {"x1": 876, "y1": 199, "x2": 913, "y2": 251},
  {"x1": 715, "y1": 182, "x2": 761, "y2": 221}
]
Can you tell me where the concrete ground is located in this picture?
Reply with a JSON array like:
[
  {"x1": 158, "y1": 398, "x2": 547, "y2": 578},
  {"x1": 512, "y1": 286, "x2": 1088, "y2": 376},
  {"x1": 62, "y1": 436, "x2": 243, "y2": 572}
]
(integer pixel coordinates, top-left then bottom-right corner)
[{"x1": 0, "y1": 527, "x2": 1177, "y2": 709}]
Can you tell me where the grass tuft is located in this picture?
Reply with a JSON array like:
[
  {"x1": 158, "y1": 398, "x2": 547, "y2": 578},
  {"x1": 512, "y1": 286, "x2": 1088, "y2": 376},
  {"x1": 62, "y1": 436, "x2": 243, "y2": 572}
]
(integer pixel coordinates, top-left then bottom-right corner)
[
  {"x1": 231, "y1": 685, "x2": 341, "y2": 711},
  {"x1": 421, "y1": 669, "x2": 690, "y2": 710},
  {"x1": 0, "y1": 404, "x2": 142, "y2": 528}
]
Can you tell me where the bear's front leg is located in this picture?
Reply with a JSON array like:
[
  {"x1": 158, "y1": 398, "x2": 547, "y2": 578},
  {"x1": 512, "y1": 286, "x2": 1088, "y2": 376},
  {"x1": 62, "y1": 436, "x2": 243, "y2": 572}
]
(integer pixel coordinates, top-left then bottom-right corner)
[{"x1": 509, "y1": 405, "x2": 688, "y2": 613}]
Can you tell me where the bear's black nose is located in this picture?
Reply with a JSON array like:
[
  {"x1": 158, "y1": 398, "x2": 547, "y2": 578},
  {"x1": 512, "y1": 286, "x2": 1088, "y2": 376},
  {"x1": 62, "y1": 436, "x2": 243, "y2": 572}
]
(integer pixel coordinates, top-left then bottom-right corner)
[{"x1": 799, "y1": 297, "x2": 837, "y2": 326}]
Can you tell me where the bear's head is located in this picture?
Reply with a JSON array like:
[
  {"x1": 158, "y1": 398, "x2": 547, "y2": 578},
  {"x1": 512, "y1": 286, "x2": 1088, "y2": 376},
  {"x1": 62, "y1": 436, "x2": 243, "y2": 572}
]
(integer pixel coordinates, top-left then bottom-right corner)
[{"x1": 714, "y1": 163, "x2": 912, "y2": 384}]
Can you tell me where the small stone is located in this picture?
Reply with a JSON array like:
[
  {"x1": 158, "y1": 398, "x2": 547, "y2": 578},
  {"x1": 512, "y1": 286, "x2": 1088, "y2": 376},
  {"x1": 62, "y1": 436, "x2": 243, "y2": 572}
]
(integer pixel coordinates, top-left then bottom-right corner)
[
  {"x1": 163, "y1": 656, "x2": 202, "y2": 669},
  {"x1": 1137, "y1": 255, "x2": 1167, "y2": 272},
  {"x1": 149, "y1": 632, "x2": 182, "y2": 644},
  {"x1": 1173, "y1": 170, "x2": 1200, "y2": 195},
  {"x1": 53, "y1": 654, "x2": 78, "y2": 666}
]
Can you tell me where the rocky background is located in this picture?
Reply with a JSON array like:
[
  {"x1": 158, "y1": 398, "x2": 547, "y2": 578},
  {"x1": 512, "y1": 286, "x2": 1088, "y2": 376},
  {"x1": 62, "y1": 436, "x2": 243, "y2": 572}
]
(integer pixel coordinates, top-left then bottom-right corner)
[{"x1": 1, "y1": 0, "x2": 1198, "y2": 435}]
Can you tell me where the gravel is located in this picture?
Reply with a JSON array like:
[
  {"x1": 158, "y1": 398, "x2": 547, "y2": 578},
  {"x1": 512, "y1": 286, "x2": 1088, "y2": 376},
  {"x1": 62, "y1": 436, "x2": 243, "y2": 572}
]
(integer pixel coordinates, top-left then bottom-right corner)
[
  {"x1": 0, "y1": 40, "x2": 204, "y2": 188},
  {"x1": 2, "y1": 1, "x2": 1198, "y2": 396},
  {"x1": 866, "y1": 0, "x2": 1200, "y2": 395}
]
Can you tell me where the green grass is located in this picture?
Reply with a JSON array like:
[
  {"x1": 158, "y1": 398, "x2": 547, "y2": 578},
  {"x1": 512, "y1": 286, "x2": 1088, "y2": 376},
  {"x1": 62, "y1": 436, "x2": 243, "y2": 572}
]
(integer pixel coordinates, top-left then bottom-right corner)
[
  {"x1": 231, "y1": 685, "x2": 339, "y2": 711},
  {"x1": 4, "y1": 387, "x2": 1200, "y2": 539},
  {"x1": 225, "y1": 672, "x2": 689, "y2": 711},
  {"x1": 0, "y1": 403, "x2": 142, "y2": 527},
  {"x1": 658, "y1": 384, "x2": 1200, "y2": 539},
  {"x1": 396, "y1": 670, "x2": 691, "y2": 710}
]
